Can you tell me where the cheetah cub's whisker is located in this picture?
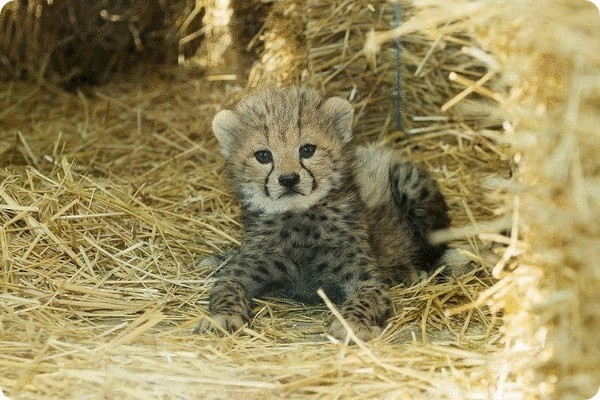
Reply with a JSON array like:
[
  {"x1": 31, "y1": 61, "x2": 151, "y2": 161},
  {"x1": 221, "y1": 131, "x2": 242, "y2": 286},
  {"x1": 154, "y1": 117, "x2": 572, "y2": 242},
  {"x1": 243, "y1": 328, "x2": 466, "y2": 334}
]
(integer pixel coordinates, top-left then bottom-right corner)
[{"x1": 195, "y1": 87, "x2": 458, "y2": 342}]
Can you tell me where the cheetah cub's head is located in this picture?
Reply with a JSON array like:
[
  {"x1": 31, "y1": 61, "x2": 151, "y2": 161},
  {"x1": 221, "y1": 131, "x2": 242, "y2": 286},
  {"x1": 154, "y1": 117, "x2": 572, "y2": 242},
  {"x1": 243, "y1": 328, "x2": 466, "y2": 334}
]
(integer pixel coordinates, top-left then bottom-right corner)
[{"x1": 212, "y1": 87, "x2": 354, "y2": 213}]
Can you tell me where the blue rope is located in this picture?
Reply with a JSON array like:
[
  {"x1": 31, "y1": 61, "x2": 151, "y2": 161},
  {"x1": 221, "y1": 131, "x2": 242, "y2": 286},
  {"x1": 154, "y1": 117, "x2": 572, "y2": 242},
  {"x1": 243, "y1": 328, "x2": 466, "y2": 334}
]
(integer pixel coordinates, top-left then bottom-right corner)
[{"x1": 394, "y1": 2, "x2": 403, "y2": 131}]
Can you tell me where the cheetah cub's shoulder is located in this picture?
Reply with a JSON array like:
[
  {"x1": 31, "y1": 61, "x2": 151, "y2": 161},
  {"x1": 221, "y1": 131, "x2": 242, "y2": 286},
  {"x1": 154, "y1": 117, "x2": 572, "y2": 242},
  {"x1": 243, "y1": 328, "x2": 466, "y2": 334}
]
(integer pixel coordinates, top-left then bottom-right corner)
[{"x1": 196, "y1": 87, "x2": 455, "y2": 341}]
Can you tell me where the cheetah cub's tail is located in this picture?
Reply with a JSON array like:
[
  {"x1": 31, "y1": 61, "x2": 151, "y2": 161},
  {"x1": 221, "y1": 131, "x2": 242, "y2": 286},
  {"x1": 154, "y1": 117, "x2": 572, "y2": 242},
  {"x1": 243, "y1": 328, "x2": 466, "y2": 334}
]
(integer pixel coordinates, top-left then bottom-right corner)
[{"x1": 354, "y1": 144, "x2": 471, "y2": 277}]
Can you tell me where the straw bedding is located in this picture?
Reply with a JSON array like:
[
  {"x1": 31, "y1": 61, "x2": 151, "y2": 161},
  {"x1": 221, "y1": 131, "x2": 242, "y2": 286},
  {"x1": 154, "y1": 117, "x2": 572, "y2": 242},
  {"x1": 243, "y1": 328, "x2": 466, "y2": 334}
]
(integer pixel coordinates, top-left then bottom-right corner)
[
  {"x1": 0, "y1": 71, "x2": 504, "y2": 399},
  {"x1": 0, "y1": 0, "x2": 598, "y2": 399}
]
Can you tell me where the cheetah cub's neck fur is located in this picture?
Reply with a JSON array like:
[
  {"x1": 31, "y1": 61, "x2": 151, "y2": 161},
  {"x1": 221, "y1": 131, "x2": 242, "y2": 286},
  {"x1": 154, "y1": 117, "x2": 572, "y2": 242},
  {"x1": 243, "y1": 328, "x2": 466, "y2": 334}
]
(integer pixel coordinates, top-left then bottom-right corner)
[{"x1": 198, "y1": 87, "x2": 457, "y2": 341}]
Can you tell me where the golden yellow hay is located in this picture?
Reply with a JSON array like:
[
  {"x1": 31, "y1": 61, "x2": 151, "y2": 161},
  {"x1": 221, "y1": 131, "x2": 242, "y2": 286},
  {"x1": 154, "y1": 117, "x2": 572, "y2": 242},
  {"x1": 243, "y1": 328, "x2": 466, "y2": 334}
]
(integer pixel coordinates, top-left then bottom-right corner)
[
  {"x1": 0, "y1": 72, "x2": 506, "y2": 398},
  {"x1": 362, "y1": 1, "x2": 600, "y2": 398},
  {"x1": 1, "y1": 0, "x2": 598, "y2": 399},
  {"x1": 246, "y1": 1, "x2": 306, "y2": 87},
  {"x1": 0, "y1": 0, "x2": 202, "y2": 85}
]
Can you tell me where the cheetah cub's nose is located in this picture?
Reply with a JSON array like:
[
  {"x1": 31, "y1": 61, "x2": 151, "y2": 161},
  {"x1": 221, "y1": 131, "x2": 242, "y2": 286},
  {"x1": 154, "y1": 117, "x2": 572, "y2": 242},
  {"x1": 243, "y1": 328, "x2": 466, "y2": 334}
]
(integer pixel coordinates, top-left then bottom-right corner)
[{"x1": 278, "y1": 172, "x2": 300, "y2": 188}]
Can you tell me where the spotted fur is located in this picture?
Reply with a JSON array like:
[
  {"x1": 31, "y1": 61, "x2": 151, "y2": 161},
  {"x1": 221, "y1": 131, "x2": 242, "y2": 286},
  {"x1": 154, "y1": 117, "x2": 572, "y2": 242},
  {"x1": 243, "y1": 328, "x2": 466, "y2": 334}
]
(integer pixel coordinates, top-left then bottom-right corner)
[{"x1": 196, "y1": 87, "x2": 454, "y2": 341}]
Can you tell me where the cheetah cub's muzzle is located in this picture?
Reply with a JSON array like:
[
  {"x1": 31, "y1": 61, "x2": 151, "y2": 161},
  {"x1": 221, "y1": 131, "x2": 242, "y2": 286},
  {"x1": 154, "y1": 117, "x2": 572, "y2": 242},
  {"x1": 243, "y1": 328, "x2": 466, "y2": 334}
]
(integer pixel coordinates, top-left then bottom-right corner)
[{"x1": 265, "y1": 143, "x2": 319, "y2": 198}]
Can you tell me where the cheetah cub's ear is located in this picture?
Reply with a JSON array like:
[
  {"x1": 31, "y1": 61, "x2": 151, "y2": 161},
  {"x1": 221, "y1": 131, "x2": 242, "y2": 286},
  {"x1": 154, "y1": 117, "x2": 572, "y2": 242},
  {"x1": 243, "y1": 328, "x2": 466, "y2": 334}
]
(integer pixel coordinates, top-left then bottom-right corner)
[
  {"x1": 322, "y1": 97, "x2": 354, "y2": 143},
  {"x1": 212, "y1": 109, "x2": 240, "y2": 157}
]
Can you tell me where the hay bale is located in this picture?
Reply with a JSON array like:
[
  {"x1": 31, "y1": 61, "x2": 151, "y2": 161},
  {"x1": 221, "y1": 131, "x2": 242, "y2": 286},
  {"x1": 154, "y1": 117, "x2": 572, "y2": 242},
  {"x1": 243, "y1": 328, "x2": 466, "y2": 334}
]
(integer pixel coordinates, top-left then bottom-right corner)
[
  {"x1": 247, "y1": 1, "x2": 306, "y2": 87},
  {"x1": 478, "y1": 2, "x2": 600, "y2": 398},
  {"x1": 195, "y1": 0, "x2": 273, "y2": 81},
  {"x1": 366, "y1": 1, "x2": 600, "y2": 398},
  {"x1": 0, "y1": 0, "x2": 202, "y2": 85},
  {"x1": 194, "y1": 0, "x2": 237, "y2": 76},
  {"x1": 0, "y1": 0, "x2": 17, "y2": 79}
]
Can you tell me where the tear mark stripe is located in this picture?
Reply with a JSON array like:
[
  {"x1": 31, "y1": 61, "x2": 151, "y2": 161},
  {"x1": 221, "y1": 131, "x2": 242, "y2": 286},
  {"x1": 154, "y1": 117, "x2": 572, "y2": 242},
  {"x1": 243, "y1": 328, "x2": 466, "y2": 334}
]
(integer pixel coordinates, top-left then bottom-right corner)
[
  {"x1": 297, "y1": 90, "x2": 304, "y2": 139},
  {"x1": 300, "y1": 159, "x2": 317, "y2": 191},
  {"x1": 265, "y1": 164, "x2": 274, "y2": 197}
]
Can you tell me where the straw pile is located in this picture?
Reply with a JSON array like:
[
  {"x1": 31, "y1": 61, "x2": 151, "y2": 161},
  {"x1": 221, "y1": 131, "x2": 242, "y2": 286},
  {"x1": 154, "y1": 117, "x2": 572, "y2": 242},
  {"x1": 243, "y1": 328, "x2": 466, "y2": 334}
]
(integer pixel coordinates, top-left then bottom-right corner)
[
  {"x1": 1, "y1": 1, "x2": 598, "y2": 399},
  {"x1": 358, "y1": 1, "x2": 600, "y2": 398},
  {"x1": 0, "y1": 0, "x2": 203, "y2": 85},
  {"x1": 470, "y1": 2, "x2": 599, "y2": 398},
  {"x1": 0, "y1": 71, "x2": 504, "y2": 398},
  {"x1": 194, "y1": 0, "x2": 274, "y2": 81},
  {"x1": 247, "y1": 1, "x2": 306, "y2": 87}
]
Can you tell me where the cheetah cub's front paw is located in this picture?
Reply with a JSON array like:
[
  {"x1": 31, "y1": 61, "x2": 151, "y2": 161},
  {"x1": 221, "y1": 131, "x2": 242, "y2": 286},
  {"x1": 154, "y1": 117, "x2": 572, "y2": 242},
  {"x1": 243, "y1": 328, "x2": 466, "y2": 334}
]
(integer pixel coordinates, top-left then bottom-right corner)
[
  {"x1": 328, "y1": 318, "x2": 382, "y2": 342},
  {"x1": 194, "y1": 313, "x2": 247, "y2": 334}
]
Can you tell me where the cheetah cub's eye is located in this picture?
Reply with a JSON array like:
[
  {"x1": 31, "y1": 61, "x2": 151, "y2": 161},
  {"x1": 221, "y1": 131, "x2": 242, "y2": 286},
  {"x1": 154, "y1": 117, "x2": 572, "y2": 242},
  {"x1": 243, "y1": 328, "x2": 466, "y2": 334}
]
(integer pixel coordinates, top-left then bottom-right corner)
[
  {"x1": 254, "y1": 150, "x2": 273, "y2": 164},
  {"x1": 299, "y1": 144, "x2": 317, "y2": 159}
]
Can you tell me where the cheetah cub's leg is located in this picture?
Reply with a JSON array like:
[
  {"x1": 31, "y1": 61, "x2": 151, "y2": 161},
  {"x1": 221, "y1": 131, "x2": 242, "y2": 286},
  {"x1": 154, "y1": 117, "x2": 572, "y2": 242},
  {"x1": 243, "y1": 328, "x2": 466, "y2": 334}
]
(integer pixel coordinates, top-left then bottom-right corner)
[
  {"x1": 328, "y1": 279, "x2": 391, "y2": 342},
  {"x1": 195, "y1": 251, "x2": 285, "y2": 334},
  {"x1": 194, "y1": 279, "x2": 253, "y2": 333},
  {"x1": 328, "y1": 283, "x2": 391, "y2": 341}
]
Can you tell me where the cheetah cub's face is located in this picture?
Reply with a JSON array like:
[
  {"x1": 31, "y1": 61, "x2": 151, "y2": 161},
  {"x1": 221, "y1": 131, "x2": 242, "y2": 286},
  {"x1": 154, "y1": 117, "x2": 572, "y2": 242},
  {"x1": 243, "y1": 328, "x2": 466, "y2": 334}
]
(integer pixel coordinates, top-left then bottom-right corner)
[{"x1": 212, "y1": 88, "x2": 354, "y2": 213}]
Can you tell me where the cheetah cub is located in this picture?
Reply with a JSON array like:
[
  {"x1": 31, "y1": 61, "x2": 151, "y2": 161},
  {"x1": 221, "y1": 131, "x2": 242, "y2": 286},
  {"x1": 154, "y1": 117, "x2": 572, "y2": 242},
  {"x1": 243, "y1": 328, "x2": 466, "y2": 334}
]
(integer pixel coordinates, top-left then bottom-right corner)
[{"x1": 197, "y1": 87, "x2": 451, "y2": 341}]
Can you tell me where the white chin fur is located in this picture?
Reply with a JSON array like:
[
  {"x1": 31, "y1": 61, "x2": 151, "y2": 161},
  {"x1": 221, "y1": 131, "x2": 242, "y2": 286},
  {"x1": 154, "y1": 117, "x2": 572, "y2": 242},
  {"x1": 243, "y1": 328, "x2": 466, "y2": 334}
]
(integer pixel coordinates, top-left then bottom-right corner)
[{"x1": 240, "y1": 182, "x2": 333, "y2": 213}]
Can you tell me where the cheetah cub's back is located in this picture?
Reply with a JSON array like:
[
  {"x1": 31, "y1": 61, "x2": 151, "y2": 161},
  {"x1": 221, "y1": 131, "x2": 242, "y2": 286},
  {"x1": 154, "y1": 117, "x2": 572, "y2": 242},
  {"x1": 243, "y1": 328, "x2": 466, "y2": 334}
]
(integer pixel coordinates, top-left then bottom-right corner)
[{"x1": 196, "y1": 87, "x2": 457, "y2": 341}]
